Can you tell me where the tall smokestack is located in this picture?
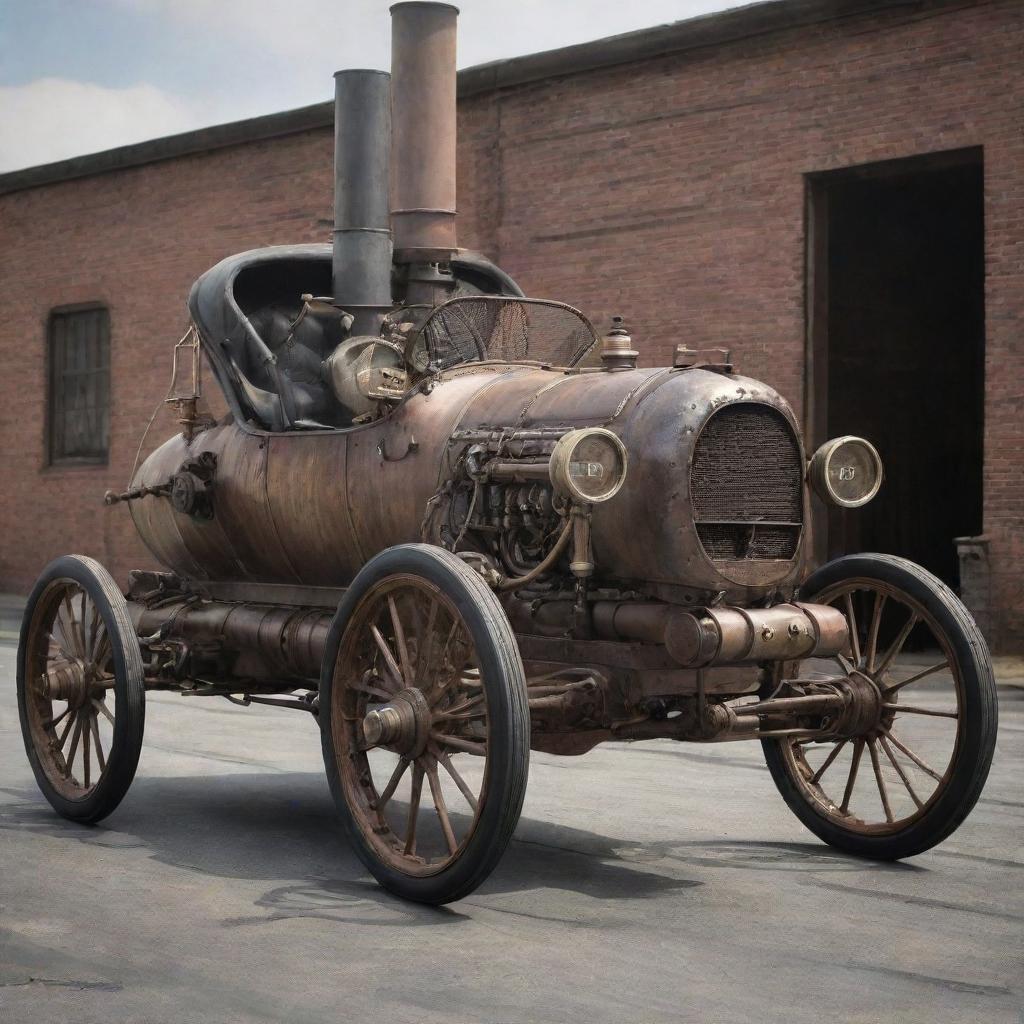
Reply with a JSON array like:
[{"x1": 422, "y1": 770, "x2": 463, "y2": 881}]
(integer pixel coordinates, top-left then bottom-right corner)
[
  {"x1": 389, "y1": 2, "x2": 459, "y2": 262},
  {"x1": 332, "y1": 69, "x2": 392, "y2": 334}
]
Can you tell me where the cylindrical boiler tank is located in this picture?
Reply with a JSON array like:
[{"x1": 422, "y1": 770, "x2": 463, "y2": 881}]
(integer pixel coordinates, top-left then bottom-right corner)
[{"x1": 130, "y1": 364, "x2": 806, "y2": 601}]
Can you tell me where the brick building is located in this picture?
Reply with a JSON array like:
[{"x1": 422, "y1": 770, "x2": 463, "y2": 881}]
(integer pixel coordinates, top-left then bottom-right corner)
[{"x1": 0, "y1": 0, "x2": 1020, "y2": 648}]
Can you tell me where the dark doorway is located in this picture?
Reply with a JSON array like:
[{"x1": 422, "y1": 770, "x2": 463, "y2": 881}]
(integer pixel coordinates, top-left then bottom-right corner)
[{"x1": 806, "y1": 149, "x2": 985, "y2": 589}]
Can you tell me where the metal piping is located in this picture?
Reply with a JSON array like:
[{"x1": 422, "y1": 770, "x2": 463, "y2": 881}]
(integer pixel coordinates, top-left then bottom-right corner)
[
  {"x1": 333, "y1": 69, "x2": 393, "y2": 335},
  {"x1": 389, "y1": 2, "x2": 459, "y2": 261}
]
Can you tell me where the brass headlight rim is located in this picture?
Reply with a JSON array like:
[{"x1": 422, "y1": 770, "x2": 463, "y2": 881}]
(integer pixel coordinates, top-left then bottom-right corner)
[
  {"x1": 809, "y1": 435, "x2": 884, "y2": 509},
  {"x1": 548, "y1": 427, "x2": 628, "y2": 505}
]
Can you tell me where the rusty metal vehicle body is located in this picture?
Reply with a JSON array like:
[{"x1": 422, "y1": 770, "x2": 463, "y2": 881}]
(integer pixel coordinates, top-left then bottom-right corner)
[{"x1": 17, "y1": 2, "x2": 997, "y2": 903}]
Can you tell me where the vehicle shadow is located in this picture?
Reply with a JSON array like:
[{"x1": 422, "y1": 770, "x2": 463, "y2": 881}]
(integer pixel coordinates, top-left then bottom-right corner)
[
  {"x1": 0, "y1": 768, "x2": 922, "y2": 925},
  {"x1": 0, "y1": 771, "x2": 702, "y2": 922}
]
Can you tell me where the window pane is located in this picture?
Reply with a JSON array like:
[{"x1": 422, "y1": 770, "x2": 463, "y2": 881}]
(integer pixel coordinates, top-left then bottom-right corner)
[{"x1": 48, "y1": 307, "x2": 109, "y2": 463}]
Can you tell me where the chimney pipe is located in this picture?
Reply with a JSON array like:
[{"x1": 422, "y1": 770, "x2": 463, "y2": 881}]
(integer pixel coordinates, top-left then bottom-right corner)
[
  {"x1": 389, "y1": 2, "x2": 459, "y2": 262},
  {"x1": 332, "y1": 69, "x2": 393, "y2": 335}
]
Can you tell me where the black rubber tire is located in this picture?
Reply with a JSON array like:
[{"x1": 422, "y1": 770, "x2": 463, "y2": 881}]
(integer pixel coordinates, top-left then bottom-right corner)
[
  {"x1": 17, "y1": 555, "x2": 146, "y2": 824},
  {"x1": 762, "y1": 553, "x2": 997, "y2": 860},
  {"x1": 320, "y1": 543, "x2": 530, "y2": 904}
]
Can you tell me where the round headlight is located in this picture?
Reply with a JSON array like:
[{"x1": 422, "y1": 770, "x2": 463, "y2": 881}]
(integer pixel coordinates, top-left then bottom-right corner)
[
  {"x1": 549, "y1": 428, "x2": 628, "y2": 504},
  {"x1": 808, "y1": 436, "x2": 883, "y2": 508}
]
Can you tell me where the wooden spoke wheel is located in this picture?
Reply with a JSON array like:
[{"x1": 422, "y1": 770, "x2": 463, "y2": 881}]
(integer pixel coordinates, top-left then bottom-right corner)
[
  {"x1": 17, "y1": 555, "x2": 145, "y2": 823},
  {"x1": 321, "y1": 544, "x2": 530, "y2": 904},
  {"x1": 762, "y1": 553, "x2": 997, "y2": 859}
]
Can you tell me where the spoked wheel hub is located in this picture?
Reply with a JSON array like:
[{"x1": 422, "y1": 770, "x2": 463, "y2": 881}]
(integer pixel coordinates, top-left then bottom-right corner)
[
  {"x1": 824, "y1": 669, "x2": 885, "y2": 739},
  {"x1": 320, "y1": 544, "x2": 530, "y2": 904},
  {"x1": 762, "y1": 554, "x2": 997, "y2": 859},
  {"x1": 361, "y1": 686, "x2": 432, "y2": 756}
]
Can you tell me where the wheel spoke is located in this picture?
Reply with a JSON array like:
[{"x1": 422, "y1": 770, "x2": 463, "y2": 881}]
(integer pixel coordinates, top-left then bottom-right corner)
[
  {"x1": 376, "y1": 757, "x2": 410, "y2": 813},
  {"x1": 885, "y1": 660, "x2": 949, "y2": 695},
  {"x1": 875, "y1": 612, "x2": 919, "y2": 677},
  {"x1": 415, "y1": 598, "x2": 439, "y2": 688},
  {"x1": 91, "y1": 618, "x2": 109, "y2": 668},
  {"x1": 352, "y1": 678, "x2": 393, "y2": 702},
  {"x1": 82, "y1": 713, "x2": 91, "y2": 789},
  {"x1": 878, "y1": 734, "x2": 922, "y2": 809},
  {"x1": 843, "y1": 593, "x2": 861, "y2": 667},
  {"x1": 440, "y1": 619, "x2": 463, "y2": 672},
  {"x1": 387, "y1": 595, "x2": 413, "y2": 687},
  {"x1": 89, "y1": 713, "x2": 106, "y2": 773},
  {"x1": 834, "y1": 652, "x2": 855, "y2": 675},
  {"x1": 840, "y1": 738, "x2": 865, "y2": 814},
  {"x1": 426, "y1": 760, "x2": 459, "y2": 855},
  {"x1": 79, "y1": 591, "x2": 89, "y2": 659},
  {"x1": 86, "y1": 599, "x2": 101, "y2": 660},
  {"x1": 866, "y1": 593, "x2": 885, "y2": 673},
  {"x1": 405, "y1": 763, "x2": 424, "y2": 855},
  {"x1": 54, "y1": 609, "x2": 78, "y2": 662},
  {"x1": 47, "y1": 632, "x2": 76, "y2": 664},
  {"x1": 883, "y1": 702, "x2": 958, "y2": 720},
  {"x1": 439, "y1": 752, "x2": 478, "y2": 811},
  {"x1": 369, "y1": 624, "x2": 404, "y2": 691},
  {"x1": 61, "y1": 596, "x2": 84, "y2": 659},
  {"x1": 56, "y1": 711, "x2": 77, "y2": 749},
  {"x1": 436, "y1": 692, "x2": 487, "y2": 718},
  {"x1": 65, "y1": 715, "x2": 84, "y2": 777},
  {"x1": 809, "y1": 739, "x2": 847, "y2": 784},
  {"x1": 430, "y1": 730, "x2": 486, "y2": 756},
  {"x1": 435, "y1": 692, "x2": 487, "y2": 722},
  {"x1": 435, "y1": 710, "x2": 487, "y2": 723},
  {"x1": 425, "y1": 651, "x2": 473, "y2": 708},
  {"x1": 867, "y1": 738, "x2": 893, "y2": 823},
  {"x1": 881, "y1": 728, "x2": 943, "y2": 782},
  {"x1": 92, "y1": 698, "x2": 115, "y2": 726},
  {"x1": 48, "y1": 704, "x2": 73, "y2": 730}
]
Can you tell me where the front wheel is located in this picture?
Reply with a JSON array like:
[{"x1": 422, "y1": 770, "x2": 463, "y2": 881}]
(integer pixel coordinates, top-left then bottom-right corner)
[
  {"x1": 320, "y1": 544, "x2": 530, "y2": 903},
  {"x1": 762, "y1": 553, "x2": 997, "y2": 860}
]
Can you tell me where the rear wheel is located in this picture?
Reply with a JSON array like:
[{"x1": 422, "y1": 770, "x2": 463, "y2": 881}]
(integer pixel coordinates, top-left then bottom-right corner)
[
  {"x1": 320, "y1": 544, "x2": 530, "y2": 903},
  {"x1": 762, "y1": 553, "x2": 996, "y2": 859},
  {"x1": 17, "y1": 555, "x2": 145, "y2": 823}
]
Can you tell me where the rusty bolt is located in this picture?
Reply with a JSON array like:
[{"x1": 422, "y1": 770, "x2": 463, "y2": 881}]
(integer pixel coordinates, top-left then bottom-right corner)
[
  {"x1": 788, "y1": 622, "x2": 802, "y2": 637},
  {"x1": 761, "y1": 624, "x2": 775, "y2": 641}
]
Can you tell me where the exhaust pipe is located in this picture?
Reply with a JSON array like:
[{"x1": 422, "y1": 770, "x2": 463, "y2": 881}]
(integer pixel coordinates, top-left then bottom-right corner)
[
  {"x1": 332, "y1": 69, "x2": 393, "y2": 334},
  {"x1": 389, "y1": 2, "x2": 459, "y2": 262}
]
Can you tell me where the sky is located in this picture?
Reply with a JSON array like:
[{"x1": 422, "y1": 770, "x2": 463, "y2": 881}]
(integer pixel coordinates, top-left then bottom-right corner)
[{"x1": 0, "y1": 0, "x2": 748, "y2": 173}]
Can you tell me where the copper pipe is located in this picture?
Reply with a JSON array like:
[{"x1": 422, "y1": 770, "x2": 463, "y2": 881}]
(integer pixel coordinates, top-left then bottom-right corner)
[{"x1": 495, "y1": 516, "x2": 573, "y2": 592}]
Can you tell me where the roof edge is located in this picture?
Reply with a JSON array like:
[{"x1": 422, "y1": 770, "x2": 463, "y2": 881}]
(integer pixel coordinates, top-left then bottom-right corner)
[{"x1": 0, "y1": 0, "x2": 918, "y2": 197}]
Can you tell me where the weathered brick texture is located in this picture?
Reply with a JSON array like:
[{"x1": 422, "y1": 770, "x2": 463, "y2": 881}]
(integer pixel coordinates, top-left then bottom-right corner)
[{"x1": 0, "y1": 0, "x2": 1020, "y2": 648}]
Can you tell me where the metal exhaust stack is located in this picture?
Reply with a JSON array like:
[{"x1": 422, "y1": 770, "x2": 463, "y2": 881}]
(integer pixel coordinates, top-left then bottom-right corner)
[
  {"x1": 332, "y1": 69, "x2": 393, "y2": 335},
  {"x1": 389, "y1": 2, "x2": 459, "y2": 264}
]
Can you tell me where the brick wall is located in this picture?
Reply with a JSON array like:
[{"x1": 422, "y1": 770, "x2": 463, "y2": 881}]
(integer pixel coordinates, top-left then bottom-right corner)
[{"x1": 0, "y1": 0, "x2": 1021, "y2": 648}]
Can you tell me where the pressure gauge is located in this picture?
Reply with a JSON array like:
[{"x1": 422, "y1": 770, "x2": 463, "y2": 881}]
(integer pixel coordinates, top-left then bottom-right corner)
[
  {"x1": 549, "y1": 428, "x2": 628, "y2": 504},
  {"x1": 808, "y1": 436, "x2": 883, "y2": 508}
]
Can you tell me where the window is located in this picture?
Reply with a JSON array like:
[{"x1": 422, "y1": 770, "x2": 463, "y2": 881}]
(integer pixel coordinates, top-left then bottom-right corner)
[{"x1": 48, "y1": 305, "x2": 110, "y2": 464}]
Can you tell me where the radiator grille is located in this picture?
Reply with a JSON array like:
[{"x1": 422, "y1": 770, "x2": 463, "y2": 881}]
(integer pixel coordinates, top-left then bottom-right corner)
[{"x1": 690, "y1": 404, "x2": 803, "y2": 562}]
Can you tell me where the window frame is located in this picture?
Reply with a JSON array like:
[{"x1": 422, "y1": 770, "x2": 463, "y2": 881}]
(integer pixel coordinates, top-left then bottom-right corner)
[{"x1": 46, "y1": 302, "x2": 111, "y2": 467}]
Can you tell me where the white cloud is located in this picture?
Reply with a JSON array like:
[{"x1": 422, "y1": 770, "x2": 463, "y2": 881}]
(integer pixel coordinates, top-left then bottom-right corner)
[
  {"x1": 0, "y1": 78, "x2": 197, "y2": 173},
  {"x1": 105, "y1": 0, "x2": 736, "y2": 71},
  {"x1": 2, "y1": 1, "x2": 741, "y2": 173}
]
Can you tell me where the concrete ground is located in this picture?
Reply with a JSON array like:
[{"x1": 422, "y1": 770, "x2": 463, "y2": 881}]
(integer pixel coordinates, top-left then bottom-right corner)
[{"x1": 0, "y1": 640, "x2": 1021, "y2": 1024}]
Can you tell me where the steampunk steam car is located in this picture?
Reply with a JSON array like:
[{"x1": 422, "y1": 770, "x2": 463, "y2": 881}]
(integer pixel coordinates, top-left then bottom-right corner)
[{"x1": 18, "y1": 3, "x2": 997, "y2": 903}]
